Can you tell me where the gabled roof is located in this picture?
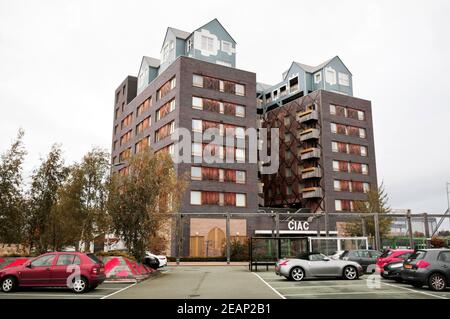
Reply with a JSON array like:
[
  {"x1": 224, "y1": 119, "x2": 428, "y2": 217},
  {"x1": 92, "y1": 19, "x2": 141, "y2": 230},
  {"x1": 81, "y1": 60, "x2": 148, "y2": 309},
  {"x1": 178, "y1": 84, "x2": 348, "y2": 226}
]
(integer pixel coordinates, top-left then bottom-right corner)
[
  {"x1": 142, "y1": 56, "x2": 160, "y2": 68},
  {"x1": 160, "y1": 27, "x2": 191, "y2": 51},
  {"x1": 195, "y1": 18, "x2": 237, "y2": 44},
  {"x1": 169, "y1": 27, "x2": 191, "y2": 40},
  {"x1": 257, "y1": 82, "x2": 273, "y2": 92},
  {"x1": 293, "y1": 56, "x2": 352, "y2": 75}
]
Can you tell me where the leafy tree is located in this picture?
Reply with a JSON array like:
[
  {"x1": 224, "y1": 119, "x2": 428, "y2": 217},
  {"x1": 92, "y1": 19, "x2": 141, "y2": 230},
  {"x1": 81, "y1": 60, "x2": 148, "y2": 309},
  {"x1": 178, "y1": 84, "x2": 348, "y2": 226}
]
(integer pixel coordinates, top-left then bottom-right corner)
[
  {"x1": 430, "y1": 236, "x2": 445, "y2": 248},
  {"x1": 0, "y1": 129, "x2": 27, "y2": 244},
  {"x1": 25, "y1": 144, "x2": 68, "y2": 253},
  {"x1": 108, "y1": 149, "x2": 185, "y2": 261},
  {"x1": 344, "y1": 183, "x2": 392, "y2": 238}
]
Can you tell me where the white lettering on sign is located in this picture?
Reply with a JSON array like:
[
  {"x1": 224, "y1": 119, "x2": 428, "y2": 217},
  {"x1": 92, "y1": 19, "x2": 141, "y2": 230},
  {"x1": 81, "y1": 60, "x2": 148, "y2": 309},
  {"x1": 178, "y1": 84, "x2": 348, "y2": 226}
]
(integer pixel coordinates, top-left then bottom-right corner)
[{"x1": 287, "y1": 220, "x2": 310, "y2": 231}]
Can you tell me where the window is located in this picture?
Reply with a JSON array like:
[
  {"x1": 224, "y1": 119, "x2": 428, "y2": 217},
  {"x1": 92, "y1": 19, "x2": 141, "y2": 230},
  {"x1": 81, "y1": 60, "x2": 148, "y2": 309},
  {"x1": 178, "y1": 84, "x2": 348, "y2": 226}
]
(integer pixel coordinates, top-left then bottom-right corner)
[
  {"x1": 31, "y1": 255, "x2": 55, "y2": 267},
  {"x1": 284, "y1": 116, "x2": 291, "y2": 126},
  {"x1": 219, "y1": 193, "x2": 225, "y2": 206},
  {"x1": 222, "y1": 41, "x2": 232, "y2": 53},
  {"x1": 236, "y1": 171, "x2": 246, "y2": 184},
  {"x1": 359, "y1": 128, "x2": 366, "y2": 138},
  {"x1": 334, "y1": 180, "x2": 341, "y2": 191},
  {"x1": 201, "y1": 35, "x2": 214, "y2": 51},
  {"x1": 325, "y1": 67, "x2": 336, "y2": 84},
  {"x1": 187, "y1": 38, "x2": 193, "y2": 51},
  {"x1": 358, "y1": 110, "x2": 365, "y2": 121},
  {"x1": 361, "y1": 146, "x2": 367, "y2": 156},
  {"x1": 235, "y1": 84, "x2": 245, "y2": 96},
  {"x1": 235, "y1": 105, "x2": 245, "y2": 117},
  {"x1": 338, "y1": 72, "x2": 350, "y2": 86},
  {"x1": 193, "y1": 75, "x2": 203, "y2": 87},
  {"x1": 332, "y1": 141, "x2": 338, "y2": 152},
  {"x1": 363, "y1": 183, "x2": 370, "y2": 193},
  {"x1": 191, "y1": 167, "x2": 202, "y2": 180},
  {"x1": 192, "y1": 119, "x2": 202, "y2": 133},
  {"x1": 333, "y1": 160, "x2": 339, "y2": 171},
  {"x1": 335, "y1": 200, "x2": 342, "y2": 211},
  {"x1": 56, "y1": 254, "x2": 77, "y2": 266},
  {"x1": 235, "y1": 127, "x2": 245, "y2": 139},
  {"x1": 192, "y1": 96, "x2": 203, "y2": 109},
  {"x1": 362, "y1": 164, "x2": 368, "y2": 175},
  {"x1": 236, "y1": 148, "x2": 245, "y2": 162},
  {"x1": 330, "y1": 104, "x2": 336, "y2": 115},
  {"x1": 192, "y1": 143, "x2": 202, "y2": 157},
  {"x1": 219, "y1": 169, "x2": 224, "y2": 182},
  {"x1": 330, "y1": 123, "x2": 337, "y2": 133},
  {"x1": 314, "y1": 72, "x2": 322, "y2": 83},
  {"x1": 190, "y1": 191, "x2": 201, "y2": 205},
  {"x1": 136, "y1": 116, "x2": 151, "y2": 134},
  {"x1": 236, "y1": 194, "x2": 246, "y2": 207}
]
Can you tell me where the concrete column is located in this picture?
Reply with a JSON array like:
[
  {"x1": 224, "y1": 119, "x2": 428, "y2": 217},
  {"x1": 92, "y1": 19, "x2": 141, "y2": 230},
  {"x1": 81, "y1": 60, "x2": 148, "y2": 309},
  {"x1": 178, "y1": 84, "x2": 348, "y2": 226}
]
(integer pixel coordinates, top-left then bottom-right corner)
[
  {"x1": 407, "y1": 209, "x2": 414, "y2": 249},
  {"x1": 374, "y1": 213, "x2": 381, "y2": 250}
]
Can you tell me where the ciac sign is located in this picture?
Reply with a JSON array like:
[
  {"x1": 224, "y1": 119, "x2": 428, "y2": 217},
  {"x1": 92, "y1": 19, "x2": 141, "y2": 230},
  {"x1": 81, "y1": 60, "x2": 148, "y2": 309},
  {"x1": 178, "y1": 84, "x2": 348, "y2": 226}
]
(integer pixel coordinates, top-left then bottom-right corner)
[{"x1": 287, "y1": 220, "x2": 310, "y2": 231}]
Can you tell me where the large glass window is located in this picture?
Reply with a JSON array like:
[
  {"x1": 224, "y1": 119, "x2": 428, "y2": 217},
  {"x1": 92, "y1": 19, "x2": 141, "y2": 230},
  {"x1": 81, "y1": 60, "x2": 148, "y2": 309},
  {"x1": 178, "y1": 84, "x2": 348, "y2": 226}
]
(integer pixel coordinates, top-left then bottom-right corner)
[
  {"x1": 190, "y1": 191, "x2": 201, "y2": 205},
  {"x1": 236, "y1": 148, "x2": 245, "y2": 162},
  {"x1": 235, "y1": 127, "x2": 245, "y2": 139},
  {"x1": 193, "y1": 75, "x2": 203, "y2": 87},
  {"x1": 236, "y1": 194, "x2": 246, "y2": 207},
  {"x1": 235, "y1": 84, "x2": 245, "y2": 96},
  {"x1": 236, "y1": 171, "x2": 246, "y2": 184},
  {"x1": 192, "y1": 96, "x2": 203, "y2": 109},
  {"x1": 192, "y1": 119, "x2": 202, "y2": 133},
  {"x1": 338, "y1": 72, "x2": 350, "y2": 86},
  {"x1": 201, "y1": 35, "x2": 214, "y2": 51},
  {"x1": 191, "y1": 167, "x2": 202, "y2": 180},
  {"x1": 192, "y1": 143, "x2": 202, "y2": 157},
  {"x1": 235, "y1": 105, "x2": 245, "y2": 117}
]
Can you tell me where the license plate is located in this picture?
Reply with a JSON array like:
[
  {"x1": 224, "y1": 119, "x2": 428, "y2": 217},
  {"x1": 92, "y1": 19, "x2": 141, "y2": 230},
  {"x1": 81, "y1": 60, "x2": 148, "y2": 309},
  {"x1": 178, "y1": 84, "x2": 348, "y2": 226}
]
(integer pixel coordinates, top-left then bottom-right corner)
[{"x1": 404, "y1": 264, "x2": 412, "y2": 269}]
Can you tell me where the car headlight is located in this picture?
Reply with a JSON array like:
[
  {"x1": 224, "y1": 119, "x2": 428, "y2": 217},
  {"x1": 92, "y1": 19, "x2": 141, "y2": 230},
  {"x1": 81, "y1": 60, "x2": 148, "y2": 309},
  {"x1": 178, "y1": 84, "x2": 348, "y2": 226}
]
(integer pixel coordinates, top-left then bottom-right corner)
[{"x1": 389, "y1": 263, "x2": 403, "y2": 269}]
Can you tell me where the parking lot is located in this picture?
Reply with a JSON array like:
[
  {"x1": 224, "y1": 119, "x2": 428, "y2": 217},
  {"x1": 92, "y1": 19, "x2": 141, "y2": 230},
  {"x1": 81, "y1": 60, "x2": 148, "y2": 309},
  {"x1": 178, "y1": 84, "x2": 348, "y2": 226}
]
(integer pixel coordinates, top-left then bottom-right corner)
[
  {"x1": 1, "y1": 265, "x2": 450, "y2": 299},
  {"x1": 254, "y1": 270, "x2": 450, "y2": 299}
]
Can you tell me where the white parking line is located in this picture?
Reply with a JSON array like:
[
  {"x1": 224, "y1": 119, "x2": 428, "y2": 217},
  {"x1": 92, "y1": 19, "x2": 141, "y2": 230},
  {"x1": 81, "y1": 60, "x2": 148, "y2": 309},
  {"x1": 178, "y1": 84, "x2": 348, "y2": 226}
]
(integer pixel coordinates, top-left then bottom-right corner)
[
  {"x1": 274, "y1": 284, "x2": 369, "y2": 290},
  {"x1": 381, "y1": 281, "x2": 448, "y2": 300},
  {"x1": 100, "y1": 282, "x2": 136, "y2": 299},
  {"x1": 252, "y1": 273, "x2": 286, "y2": 299}
]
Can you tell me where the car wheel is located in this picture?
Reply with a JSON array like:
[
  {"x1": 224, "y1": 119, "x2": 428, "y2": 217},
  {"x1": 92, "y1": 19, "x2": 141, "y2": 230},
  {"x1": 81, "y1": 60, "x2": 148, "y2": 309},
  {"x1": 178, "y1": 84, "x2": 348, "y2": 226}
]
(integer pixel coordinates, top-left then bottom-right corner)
[
  {"x1": 1, "y1": 276, "x2": 17, "y2": 293},
  {"x1": 343, "y1": 266, "x2": 358, "y2": 280},
  {"x1": 428, "y1": 273, "x2": 447, "y2": 291},
  {"x1": 72, "y1": 276, "x2": 89, "y2": 294},
  {"x1": 289, "y1": 267, "x2": 305, "y2": 281}
]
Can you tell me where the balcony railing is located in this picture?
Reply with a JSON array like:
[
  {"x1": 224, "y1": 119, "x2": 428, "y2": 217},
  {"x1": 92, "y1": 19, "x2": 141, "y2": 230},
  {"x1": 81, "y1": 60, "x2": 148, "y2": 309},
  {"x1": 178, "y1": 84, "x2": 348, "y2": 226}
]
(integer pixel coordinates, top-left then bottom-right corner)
[
  {"x1": 301, "y1": 167, "x2": 322, "y2": 179},
  {"x1": 302, "y1": 187, "x2": 323, "y2": 199},
  {"x1": 300, "y1": 147, "x2": 321, "y2": 160},
  {"x1": 299, "y1": 128, "x2": 320, "y2": 141},
  {"x1": 298, "y1": 110, "x2": 319, "y2": 123}
]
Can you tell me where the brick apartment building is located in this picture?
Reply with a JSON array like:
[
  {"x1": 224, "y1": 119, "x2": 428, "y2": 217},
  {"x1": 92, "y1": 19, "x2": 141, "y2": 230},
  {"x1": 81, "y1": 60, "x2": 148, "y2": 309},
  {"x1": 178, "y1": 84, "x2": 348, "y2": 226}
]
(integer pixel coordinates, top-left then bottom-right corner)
[{"x1": 111, "y1": 19, "x2": 378, "y2": 256}]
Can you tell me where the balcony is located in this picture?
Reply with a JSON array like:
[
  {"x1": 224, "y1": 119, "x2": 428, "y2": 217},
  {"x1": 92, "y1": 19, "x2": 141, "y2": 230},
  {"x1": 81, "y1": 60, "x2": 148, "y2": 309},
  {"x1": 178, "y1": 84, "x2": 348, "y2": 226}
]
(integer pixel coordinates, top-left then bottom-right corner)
[
  {"x1": 300, "y1": 147, "x2": 321, "y2": 160},
  {"x1": 298, "y1": 110, "x2": 319, "y2": 123},
  {"x1": 302, "y1": 187, "x2": 323, "y2": 199},
  {"x1": 299, "y1": 128, "x2": 320, "y2": 141},
  {"x1": 301, "y1": 167, "x2": 322, "y2": 179}
]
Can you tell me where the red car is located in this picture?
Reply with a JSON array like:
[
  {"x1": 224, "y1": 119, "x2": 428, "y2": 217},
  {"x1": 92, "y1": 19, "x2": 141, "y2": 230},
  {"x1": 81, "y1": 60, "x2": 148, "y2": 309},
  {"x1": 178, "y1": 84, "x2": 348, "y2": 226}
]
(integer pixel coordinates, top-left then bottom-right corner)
[
  {"x1": 0, "y1": 252, "x2": 105, "y2": 293},
  {"x1": 376, "y1": 249, "x2": 413, "y2": 270}
]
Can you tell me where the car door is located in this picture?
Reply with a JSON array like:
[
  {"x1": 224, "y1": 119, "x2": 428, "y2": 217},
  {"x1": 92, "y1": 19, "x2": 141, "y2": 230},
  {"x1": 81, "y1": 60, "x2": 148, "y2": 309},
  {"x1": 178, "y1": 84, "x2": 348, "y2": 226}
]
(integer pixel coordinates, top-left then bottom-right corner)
[
  {"x1": 52, "y1": 254, "x2": 81, "y2": 286},
  {"x1": 308, "y1": 254, "x2": 338, "y2": 276},
  {"x1": 19, "y1": 254, "x2": 56, "y2": 286},
  {"x1": 437, "y1": 251, "x2": 450, "y2": 280},
  {"x1": 357, "y1": 250, "x2": 373, "y2": 270}
]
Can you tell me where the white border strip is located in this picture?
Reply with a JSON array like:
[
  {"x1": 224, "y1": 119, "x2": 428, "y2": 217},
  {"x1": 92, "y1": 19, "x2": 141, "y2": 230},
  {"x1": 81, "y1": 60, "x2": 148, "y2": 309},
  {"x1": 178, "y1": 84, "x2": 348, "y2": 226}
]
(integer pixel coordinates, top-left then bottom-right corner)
[
  {"x1": 381, "y1": 281, "x2": 448, "y2": 300},
  {"x1": 101, "y1": 282, "x2": 137, "y2": 299},
  {"x1": 252, "y1": 273, "x2": 286, "y2": 299}
]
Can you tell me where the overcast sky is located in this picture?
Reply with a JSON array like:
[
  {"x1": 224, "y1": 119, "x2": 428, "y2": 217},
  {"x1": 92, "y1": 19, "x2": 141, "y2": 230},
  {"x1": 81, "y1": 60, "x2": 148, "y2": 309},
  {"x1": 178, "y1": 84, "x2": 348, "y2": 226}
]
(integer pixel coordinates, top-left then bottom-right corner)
[{"x1": 1, "y1": 0, "x2": 449, "y2": 216}]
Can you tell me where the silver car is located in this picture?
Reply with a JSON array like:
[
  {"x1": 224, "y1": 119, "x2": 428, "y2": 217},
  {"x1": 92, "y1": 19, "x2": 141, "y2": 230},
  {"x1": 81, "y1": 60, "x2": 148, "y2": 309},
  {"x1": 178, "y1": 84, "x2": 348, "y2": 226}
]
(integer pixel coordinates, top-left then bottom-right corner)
[{"x1": 275, "y1": 252, "x2": 364, "y2": 281}]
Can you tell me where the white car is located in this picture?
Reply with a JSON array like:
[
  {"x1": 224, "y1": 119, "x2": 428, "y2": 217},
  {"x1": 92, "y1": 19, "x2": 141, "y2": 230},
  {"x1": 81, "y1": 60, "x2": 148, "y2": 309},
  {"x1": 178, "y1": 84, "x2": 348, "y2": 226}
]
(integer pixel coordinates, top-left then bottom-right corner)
[{"x1": 145, "y1": 251, "x2": 167, "y2": 268}]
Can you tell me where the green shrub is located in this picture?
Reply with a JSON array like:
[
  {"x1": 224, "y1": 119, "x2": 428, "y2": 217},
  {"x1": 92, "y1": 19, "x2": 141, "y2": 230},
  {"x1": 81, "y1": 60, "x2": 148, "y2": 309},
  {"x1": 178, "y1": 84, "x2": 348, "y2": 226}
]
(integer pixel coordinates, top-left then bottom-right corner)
[{"x1": 96, "y1": 250, "x2": 136, "y2": 261}]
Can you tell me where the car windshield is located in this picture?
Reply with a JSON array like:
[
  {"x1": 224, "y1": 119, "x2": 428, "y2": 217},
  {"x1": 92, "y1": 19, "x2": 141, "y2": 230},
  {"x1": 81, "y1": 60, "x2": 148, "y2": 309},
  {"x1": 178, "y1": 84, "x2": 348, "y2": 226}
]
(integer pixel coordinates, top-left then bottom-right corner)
[
  {"x1": 408, "y1": 250, "x2": 426, "y2": 261},
  {"x1": 380, "y1": 250, "x2": 393, "y2": 258},
  {"x1": 87, "y1": 253, "x2": 101, "y2": 264}
]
